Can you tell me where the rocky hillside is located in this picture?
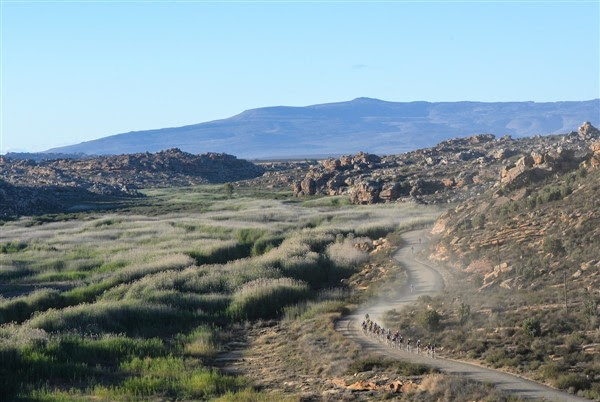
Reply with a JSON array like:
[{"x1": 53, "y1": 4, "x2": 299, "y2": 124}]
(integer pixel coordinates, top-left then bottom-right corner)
[
  {"x1": 0, "y1": 149, "x2": 264, "y2": 219},
  {"x1": 0, "y1": 180, "x2": 117, "y2": 219},
  {"x1": 429, "y1": 124, "x2": 600, "y2": 292},
  {"x1": 382, "y1": 125, "x2": 600, "y2": 398},
  {"x1": 288, "y1": 122, "x2": 599, "y2": 205}
]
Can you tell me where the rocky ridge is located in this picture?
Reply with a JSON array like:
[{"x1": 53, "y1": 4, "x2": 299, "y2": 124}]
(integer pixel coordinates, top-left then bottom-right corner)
[
  {"x1": 285, "y1": 123, "x2": 599, "y2": 205},
  {"x1": 0, "y1": 148, "x2": 264, "y2": 218},
  {"x1": 429, "y1": 127, "x2": 600, "y2": 292}
]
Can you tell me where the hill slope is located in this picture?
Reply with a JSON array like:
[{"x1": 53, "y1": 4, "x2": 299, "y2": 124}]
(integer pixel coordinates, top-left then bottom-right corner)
[{"x1": 46, "y1": 98, "x2": 600, "y2": 159}]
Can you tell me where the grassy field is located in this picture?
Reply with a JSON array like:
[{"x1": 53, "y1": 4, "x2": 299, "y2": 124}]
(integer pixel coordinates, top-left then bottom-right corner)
[{"x1": 0, "y1": 185, "x2": 442, "y2": 400}]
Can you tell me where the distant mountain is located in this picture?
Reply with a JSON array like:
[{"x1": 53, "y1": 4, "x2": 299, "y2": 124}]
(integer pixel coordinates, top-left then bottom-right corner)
[{"x1": 46, "y1": 98, "x2": 600, "y2": 159}]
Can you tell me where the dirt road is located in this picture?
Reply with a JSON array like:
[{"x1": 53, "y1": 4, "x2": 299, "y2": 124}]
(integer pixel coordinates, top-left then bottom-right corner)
[{"x1": 336, "y1": 229, "x2": 589, "y2": 401}]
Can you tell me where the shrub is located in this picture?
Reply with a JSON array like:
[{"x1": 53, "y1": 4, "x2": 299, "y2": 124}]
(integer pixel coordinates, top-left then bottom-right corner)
[
  {"x1": 554, "y1": 373, "x2": 589, "y2": 393},
  {"x1": 27, "y1": 301, "x2": 193, "y2": 336},
  {"x1": 188, "y1": 242, "x2": 253, "y2": 265},
  {"x1": 419, "y1": 310, "x2": 441, "y2": 331},
  {"x1": 326, "y1": 240, "x2": 368, "y2": 269},
  {"x1": 227, "y1": 278, "x2": 310, "y2": 320},
  {"x1": 235, "y1": 228, "x2": 267, "y2": 245},
  {"x1": 457, "y1": 302, "x2": 471, "y2": 325},
  {"x1": 472, "y1": 214, "x2": 486, "y2": 229},
  {"x1": 0, "y1": 241, "x2": 28, "y2": 253},
  {"x1": 0, "y1": 289, "x2": 65, "y2": 324},
  {"x1": 349, "y1": 356, "x2": 430, "y2": 375},
  {"x1": 522, "y1": 318, "x2": 542, "y2": 337},
  {"x1": 223, "y1": 183, "x2": 234, "y2": 197},
  {"x1": 251, "y1": 234, "x2": 284, "y2": 256},
  {"x1": 543, "y1": 236, "x2": 564, "y2": 255}
]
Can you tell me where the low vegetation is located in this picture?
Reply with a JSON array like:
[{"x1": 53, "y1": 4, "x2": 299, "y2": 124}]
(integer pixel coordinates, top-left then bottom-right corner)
[{"x1": 0, "y1": 184, "x2": 446, "y2": 400}]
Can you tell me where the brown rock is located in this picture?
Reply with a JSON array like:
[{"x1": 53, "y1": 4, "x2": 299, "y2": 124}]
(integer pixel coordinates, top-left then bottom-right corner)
[
  {"x1": 379, "y1": 182, "x2": 402, "y2": 201},
  {"x1": 331, "y1": 378, "x2": 347, "y2": 388},
  {"x1": 350, "y1": 180, "x2": 381, "y2": 204},
  {"x1": 531, "y1": 151, "x2": 544, "y2": 165},
  {"x1": 441, "y1": 178, "x2": 455, "y2": 188},
  {"x1": 401, "y1": 381, "x2": 419, "y2": 393},
  {"x1": 516, "y1": 155, "x2": 535, "y2": 169},
  {"x1": 388, "y1": 380, "x2": 403, "y2": 393},
  {"x1": 492, "y1": 148, "x2": 516, "y2": 161},
  {"x1": 347, "y1": 381, "x2": 378, "y2": 391},
  {"x1": 300, "y1": 177, "x2": 316, "y2": 195},
  {"x1": 579, "y1": 121, "x2": 600, "y2": 140},
  {"x1": 339, "y1": 155, "x2": 353, "y2": 167},
  {"x1": 321, "y1": 158, "x2": 341, "y2": 171}
]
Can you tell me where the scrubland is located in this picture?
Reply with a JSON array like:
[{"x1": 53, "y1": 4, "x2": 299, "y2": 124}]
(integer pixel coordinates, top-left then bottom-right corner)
[
  {"x1": 385, "y1": 168, "x2": 600, "y2": 400},
  {"x1": 0, "y1": 185, "x2": 446, "y2": 400}
]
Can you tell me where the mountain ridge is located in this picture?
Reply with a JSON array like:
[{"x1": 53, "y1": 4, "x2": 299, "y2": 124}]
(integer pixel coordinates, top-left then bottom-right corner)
[{"x1": 46, "y1": 98, "x2": 600, "y2": 159}]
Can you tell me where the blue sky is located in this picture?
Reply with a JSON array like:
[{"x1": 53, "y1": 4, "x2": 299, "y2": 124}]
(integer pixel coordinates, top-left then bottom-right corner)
[{"x1": 2, "y1": 1, "x2": 599, "y2": 152}]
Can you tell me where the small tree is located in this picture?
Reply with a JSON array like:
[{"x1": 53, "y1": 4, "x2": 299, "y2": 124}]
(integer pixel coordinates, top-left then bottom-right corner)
[
  {"x1": 457, "y1": 302, "x2": 471, "y2": 325},
  {"x1": 223, "y1": 182, "x2": 234, "y2": 197},
  {"x1": 543, "y1": 236, "x2": 564, "y2": 256},
  {"x1": 419, "y1": 310, "x2": 441, "y2": 331},
  {"x1": 472, "y1": 214, "x2": 486, "y2": 229},
  {"x1": 522, "y1": 317, "x2": 542, "y2": 337}
]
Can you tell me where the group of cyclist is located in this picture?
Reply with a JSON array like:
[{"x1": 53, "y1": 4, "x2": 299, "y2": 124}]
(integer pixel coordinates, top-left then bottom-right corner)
[{"x1": 361, "y1": 314, "x2": 437, "y2": 358}]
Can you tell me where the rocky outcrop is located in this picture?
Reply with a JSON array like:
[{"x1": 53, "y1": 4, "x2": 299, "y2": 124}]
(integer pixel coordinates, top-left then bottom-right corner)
[
  {"x1": 578, "y1": 121, "x2": 600, "y2": 140},
  {"x1": 350, "y1": 180, "x2": 382, "y2": 204},
  {"x1": 499, "y1": 125, "x2": 596, "y2": 189},
  {"x1": 269, "y1": 123, "x2": 600, "y2": 205},
  {"x1": 0, "y1": 149, "x2": 265, "y2": 217},
  {"x1": 291, "y1": 134, "x2": 518, "y2": 204},
  {"x1": 0, "y1": 148, "x2": 264, "y2": 198},
  {"x1": 583, "y1": 140, "x2": 600, "y2": 169}
]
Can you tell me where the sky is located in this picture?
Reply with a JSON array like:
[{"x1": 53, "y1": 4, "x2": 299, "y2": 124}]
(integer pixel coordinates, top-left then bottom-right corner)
[{"x1": 1, "y1": 1, "x2": 599, "y2": 152}]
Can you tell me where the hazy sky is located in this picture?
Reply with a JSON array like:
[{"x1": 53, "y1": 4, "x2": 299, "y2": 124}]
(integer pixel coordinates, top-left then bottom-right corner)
[{"x1": 2, "y1": 1, "x2": 599, "y2": 152}]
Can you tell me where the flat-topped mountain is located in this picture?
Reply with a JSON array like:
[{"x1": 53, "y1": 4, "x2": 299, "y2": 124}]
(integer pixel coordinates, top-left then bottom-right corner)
[{"x1": 46, "y1": 98, "x2": 600, "y2": 159}]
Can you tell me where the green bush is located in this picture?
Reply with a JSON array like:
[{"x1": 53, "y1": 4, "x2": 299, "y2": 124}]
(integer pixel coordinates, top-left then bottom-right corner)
[
  {"x1": 251, "y1": 234, "x2": 284, "y2": 256},
  {"x1": 349, "y1": 356, "x2": 430, "y2": 375},
  {"x1": 543, "y1": 236, "x2": 564, "y2": 255},
  {"x1": 554, "y1": 373, "x2": 589, "y2": 393},
  {"x1": 188, "y1": 242, "x2": 250, "y2": 265},
  {"x1": 28, "y1": 301, "x2": 194, "y2": 337},
  {"x1": 522, "y1": 318, "x2": 542, "y2": 337},
  {"x1": 0, "y1": 241, "x2": 28, "y2": 253},
  {"x1": 227, "y1": 278, "x2": 310, "y2": 320},
  {"x1": 472, "y1": 214, "x2": 486, "y2": 229},
  {"x1": 457, "y1": 302, "x2": 471, "y2": 325},
  {"x1": 419, "y1": 310, "x2": 441, "y2": 331},
  {"x1": 235, "y1": 228, "x2": 267, "y2": 245},
  {"x1": 0, "y1": 289, "x2": 66, "y2": 324}
]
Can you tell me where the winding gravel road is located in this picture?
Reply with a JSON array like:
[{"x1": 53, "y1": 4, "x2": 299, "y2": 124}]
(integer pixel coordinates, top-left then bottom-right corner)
[{"x1": 335, "y1": 229, "x2": 589, "y2": 401}]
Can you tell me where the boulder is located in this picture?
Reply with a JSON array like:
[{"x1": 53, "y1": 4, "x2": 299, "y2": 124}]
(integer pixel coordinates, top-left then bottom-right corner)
[
  {"x1": 321, "y1": 158, "x2": 341, "y2": 171},
  {"x1": 516, "y1": 155, "x2": 535, "y2": 169},
  {"x1": 352, "y1": 151, "x2": 381, "y2": 166},
  {"x1": 441, "y1": 178, "x2": 455, "y2": 188},
  {"x1": 379, "y1": 182, "x2": 402, "y2": 201},
  {"x1": 326, "y1": 174, "x2": 347, "y2": 195},
  {"x1": 339, "y1": 155, "x2": 353, "y2": 167},
  {"x1": 300, "y1": 177, "x2": 316, "y2": 195},
  {"x1": 409, "y1": 178, "x2": 445, "y2": 196},
  {"x1": 350, "y1": 180, "x2": 381, "y2": 204},
  {"x1": 491, "y1": 148, "x2": 516, "y2": 161}
]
